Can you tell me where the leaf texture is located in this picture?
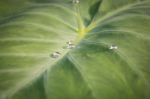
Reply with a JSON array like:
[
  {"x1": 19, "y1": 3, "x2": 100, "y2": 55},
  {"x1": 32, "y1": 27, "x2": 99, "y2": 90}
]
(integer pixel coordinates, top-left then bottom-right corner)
[{"x1": 0, "y1": 0, "x2": 150, "y2": 99}]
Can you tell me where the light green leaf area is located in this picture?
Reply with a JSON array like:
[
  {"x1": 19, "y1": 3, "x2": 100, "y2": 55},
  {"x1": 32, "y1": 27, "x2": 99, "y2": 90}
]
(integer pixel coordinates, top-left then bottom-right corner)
[{"x1": 0, "y1": 0, "x2": 150, "y2": 99}]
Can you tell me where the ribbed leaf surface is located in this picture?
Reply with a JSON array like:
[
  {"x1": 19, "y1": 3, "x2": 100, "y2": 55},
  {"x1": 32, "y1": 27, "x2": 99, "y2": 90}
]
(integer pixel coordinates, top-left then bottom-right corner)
[{"x1": 0, "y1": 0, "x2": 150, "y2": 99}]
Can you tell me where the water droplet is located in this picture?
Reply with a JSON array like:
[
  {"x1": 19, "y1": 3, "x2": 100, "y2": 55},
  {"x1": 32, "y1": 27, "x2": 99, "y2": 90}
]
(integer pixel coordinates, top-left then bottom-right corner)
[
  {"x1": 63, "y1": 40, "x2": 76, "y2": 49},
  {"x1": 73, "y1": 0, "x2": 79, "y2": 4},
  {"x1": 66, "y1": 40, "x2": 73, "y2": 45},
  {"x1": 65, "y1": 40, "x2": 75, "y2": 49},
  {"x1": 109, "y1": 45, "x2": 118, "y2": 50},
  {"x1": 51, "y1": 52, "x2": 61, "y2": 58}
]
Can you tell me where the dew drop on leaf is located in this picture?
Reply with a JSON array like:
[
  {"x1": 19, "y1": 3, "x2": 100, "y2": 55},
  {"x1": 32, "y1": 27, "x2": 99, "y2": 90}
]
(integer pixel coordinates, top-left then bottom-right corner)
[
  {"x1": 66, "y1": 40, "x2": 75, "y2": 49},
  {"x1": 73, "y1": 0, "x2": 79, "y2": 4},
  {"x1": 51, "y1": 52, "x2": 61, "y2": 58},
  {"x1": 66, "y1": 40, "x2": 73, "y2": 45},
  {"x1": 109, "y1": 45, "x2": 118, "y2": 50}
]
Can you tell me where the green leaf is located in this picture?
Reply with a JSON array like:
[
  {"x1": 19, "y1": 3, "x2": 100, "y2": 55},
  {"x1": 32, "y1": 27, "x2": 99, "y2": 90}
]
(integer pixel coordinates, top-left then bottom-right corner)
[{"x1": 0, "y1": 0, "x2": 150, "y2": 99}]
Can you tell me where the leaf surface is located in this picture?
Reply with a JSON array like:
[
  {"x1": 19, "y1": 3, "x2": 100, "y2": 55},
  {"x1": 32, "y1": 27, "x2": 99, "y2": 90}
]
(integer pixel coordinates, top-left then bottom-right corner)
[{"x1": 0, "y1": 0, "x2": 150, "y2": 99}]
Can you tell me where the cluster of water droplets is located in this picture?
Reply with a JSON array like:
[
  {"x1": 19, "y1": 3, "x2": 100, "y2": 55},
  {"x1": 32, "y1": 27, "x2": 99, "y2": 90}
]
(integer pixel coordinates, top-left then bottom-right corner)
[
  {"x1": 66, "y1": 40, "x2": 75, "y2": 49},
  {"x1": 109, "y1": 45, "x2": 118, "y2": 50},
  {"x1": 51, "y1": 0, "x2": 119, "y2": 58},
  {"x1": 51, "y1": 0, "x2": 80, "y2": 58},
  {"x1": 72, "y1": 0, "x2": 80, "y2": 4},
  {"x1": 51, "y1": 41, "x2": 118, "y2": 59},
  {"x1": 51, "y1": 40, "x2": 76, "y2": 58}
]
